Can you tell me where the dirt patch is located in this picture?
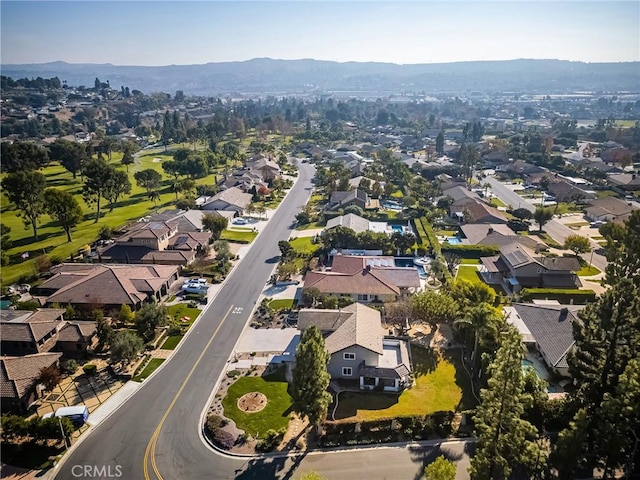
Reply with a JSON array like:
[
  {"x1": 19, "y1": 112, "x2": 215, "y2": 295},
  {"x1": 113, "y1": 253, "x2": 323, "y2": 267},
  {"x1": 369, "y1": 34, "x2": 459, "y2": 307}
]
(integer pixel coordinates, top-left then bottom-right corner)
[{"x1": 237, "y1": 391, "x2": 268, "y2": 413}]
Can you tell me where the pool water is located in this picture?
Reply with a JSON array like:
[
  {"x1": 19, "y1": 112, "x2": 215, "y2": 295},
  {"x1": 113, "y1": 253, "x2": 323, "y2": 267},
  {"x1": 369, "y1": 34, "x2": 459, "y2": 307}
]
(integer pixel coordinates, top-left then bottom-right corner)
[
  {"x1": 391, "y1": 225, "x2": 404, "y2": 233},
  {"x1": 445, "y1": 237, "x2": 461, "y2": 245}
]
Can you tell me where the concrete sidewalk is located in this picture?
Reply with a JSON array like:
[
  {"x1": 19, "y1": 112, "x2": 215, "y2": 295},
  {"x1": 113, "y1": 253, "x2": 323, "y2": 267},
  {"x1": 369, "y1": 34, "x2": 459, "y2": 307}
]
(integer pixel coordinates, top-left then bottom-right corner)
[{"x1": 85, "y1": 381, "x2": 141, "y2": 428}]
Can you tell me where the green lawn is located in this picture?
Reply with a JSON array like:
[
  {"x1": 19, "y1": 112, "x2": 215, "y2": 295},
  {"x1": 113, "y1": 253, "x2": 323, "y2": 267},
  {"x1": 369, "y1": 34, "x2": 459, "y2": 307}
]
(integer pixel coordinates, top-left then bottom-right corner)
[
  {"x1": 161, "y1": 335, "x2": 182, "y2": 350},
  {"x1": 268, "y1": 298, "x2": 295, "y2": 310},
  {"x1": 295, "y1": 221, "x2": 326, "y2": 231},
  {"x1": 166, "y1": 304, "x2": 201, "y2": 324},
  {"x1": 333, "y1": 346, "x2": 473, "y2": 421},
  {"x1": 459, "y1": 258, "x2": 481, "y2": 265},
  {"x1": 133, "y1": 358, "x2": 165, "y2": 382},
  {"x1": 489, "y1": 197, "x2": 507, "y2": 208},
  {"x1": 566, "y1": 222, "x2": 589, "y2": 229},
  {"x1": 220, "y1": 229, "x2": 258, "y2": 243},
  {"x1": 0, "y1": 148, "x2": 223, "y2": 287},
  {"x1": 434, "y1": 230, "x2": 458, "y2": 237},
  {"x1": 222, "y1": 367, "x2": 292, "y2": 438},
  {"x1": 577, "y1": 262, "x2": 601, "y2": 277},
  {"x1": 595, "y1": 190, "x2": 619, "y2": 199},
  {"x1": 289, "y1": 236, "x2": 318, "y2": 255},
  {"x1": 456, "y1": 266, "x2": 482, "y2": 284},
  {"x1": 391, "y1": 189, "x2": 404, "y2": 198}
]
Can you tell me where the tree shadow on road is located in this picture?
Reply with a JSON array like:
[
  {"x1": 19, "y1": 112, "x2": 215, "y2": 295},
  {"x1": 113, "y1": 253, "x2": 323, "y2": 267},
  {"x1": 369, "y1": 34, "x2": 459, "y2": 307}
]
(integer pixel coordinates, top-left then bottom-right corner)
[
  {"x1": 408, "y1": 443, "x2": 465, "y2": 480},
  {"x1": 234, "y1": 450, "x2": 309, "y2": 480}
]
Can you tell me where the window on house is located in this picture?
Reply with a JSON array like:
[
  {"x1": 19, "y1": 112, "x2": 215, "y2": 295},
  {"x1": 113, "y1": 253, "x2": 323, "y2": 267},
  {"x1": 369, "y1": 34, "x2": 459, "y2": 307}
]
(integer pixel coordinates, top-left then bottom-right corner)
[
  {"x1": 357, "y1": 294, "x2": 369, "y2": 302},
  {"x1": 342, "y1": 367, "x2": 353, "y2": 376},
  {"x1": 343, "y1": 352, "x2": 355, "y2": 360}
]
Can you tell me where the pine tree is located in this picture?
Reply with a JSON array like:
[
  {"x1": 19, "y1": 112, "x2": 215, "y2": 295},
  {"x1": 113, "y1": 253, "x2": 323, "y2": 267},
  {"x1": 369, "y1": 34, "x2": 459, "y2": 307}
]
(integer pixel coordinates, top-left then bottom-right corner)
[
  {"x1": 469, "y1": 325, "x2": 543, "y2": 480},
  {"x1": 290, "y1": 325, "x2": 332, "y2": 426},
  {"x1": 553, "y1": 278, "x2": 640, "y2": 478}
]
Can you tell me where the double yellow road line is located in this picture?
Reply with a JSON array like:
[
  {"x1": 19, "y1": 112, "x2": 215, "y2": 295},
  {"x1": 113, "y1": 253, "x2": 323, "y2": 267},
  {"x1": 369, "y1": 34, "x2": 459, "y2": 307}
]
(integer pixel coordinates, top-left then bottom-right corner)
[{"x1": 143, "y1": 304, "x2": 234, "y2": 480}]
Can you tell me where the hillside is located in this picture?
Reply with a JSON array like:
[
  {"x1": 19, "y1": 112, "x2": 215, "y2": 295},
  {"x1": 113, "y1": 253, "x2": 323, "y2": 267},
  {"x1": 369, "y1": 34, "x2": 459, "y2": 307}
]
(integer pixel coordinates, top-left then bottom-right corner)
[{"x1": 2, "y1": 58, "x2": 638, "y2": 96}]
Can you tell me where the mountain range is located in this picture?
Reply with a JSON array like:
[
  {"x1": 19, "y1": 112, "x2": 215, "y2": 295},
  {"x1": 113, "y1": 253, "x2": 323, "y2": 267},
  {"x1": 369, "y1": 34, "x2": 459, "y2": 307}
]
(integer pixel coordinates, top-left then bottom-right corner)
[{"x1": 2, "y1": 58, "x2": 638, "y2": 96}]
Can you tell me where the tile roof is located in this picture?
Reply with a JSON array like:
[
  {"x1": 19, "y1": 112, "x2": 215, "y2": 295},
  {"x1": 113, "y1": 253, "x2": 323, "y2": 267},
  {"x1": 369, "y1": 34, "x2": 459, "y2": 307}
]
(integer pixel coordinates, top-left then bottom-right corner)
[
  {"x1": 299, "y1": 303, "x2": 383, "y2": 355},
  {"x1": 38, "y1": 264, "x2": 179, "y2": 306},
  {"x1": 442, "y1": 185, "x2": 478, "y2": 202},
  {"x1": 535, "y1": 256, "x2": 581, "y2": 272},
  {"x1": 585, "y1": 197, "x2": 637, "y2": 217},
  {"x1": 0, "y1": 352, "x2": 62, "y2": 399},
  {"x1": 513, "y1": 303, "x2": 582, "y2": 369},
  {"x1": 57, "y1": 321, "x2": 97, "y2": 342},
  {"x1": 0, "y1": 309, "x2": 66, "y2": 343},
  {"x1": 304, "y1": 270, "x2": 400, "y2": 296}
]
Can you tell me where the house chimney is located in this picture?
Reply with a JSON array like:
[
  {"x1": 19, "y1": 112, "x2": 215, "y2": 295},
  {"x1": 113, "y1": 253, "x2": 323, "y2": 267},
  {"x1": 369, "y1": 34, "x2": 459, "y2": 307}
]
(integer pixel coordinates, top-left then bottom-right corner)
[
  {"x1": 488, "y1": 227, "x2": 494, "y2": 234},
  {"x1": 365, "y1": 264, "x2": 371, "y2": 272},
  {"x1": 559, "y1": 307, "x2": 569, "y2": 321}
]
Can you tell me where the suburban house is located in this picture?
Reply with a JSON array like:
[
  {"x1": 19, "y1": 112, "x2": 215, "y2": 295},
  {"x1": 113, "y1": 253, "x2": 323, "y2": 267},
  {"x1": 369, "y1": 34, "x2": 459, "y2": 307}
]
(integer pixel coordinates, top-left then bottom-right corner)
[
  {"x1": 297, "y1": 303, "x2": 412, "y2": 392},
  {"x1": 459, "y1": 223, "x2": 545, "y2": 250},
  {"x1": 325, "y1": 213, "x2": 413, "y2": 236},
  {"x1": 546, "y1": 180, "x2": 595, "y2": 203},
  {"x1": 480, "y1": 243, "x2": 581, "y2": 293},
  {"x1": 327, "y1": 189, "x2": 380, "y2": 211},
  {"x1": 607, "y1": 172, "x2": 640, "y2": 191},
  {"x1": 97, "y1": 221, "x2": 211, "y2": 266},
  {"x1": 441, "y1": 186, "x2": 507, "y2": 224},
  {"x1": 217, "y1": 171, "x2": 266, "y2": 193},
  {"x1": 147, "y1": 209, "x2": 210, "y2": 233},
  {"x1": 34, "y1": 263, "x2": 180, "y2": 311},
  {"x1": 584, "y1": 197, "x2": 638, "y2": 223},
  {"x1": 201, "y1": 186, "x2": 253, "y2": 215},
  {"x1": 1, "y1": 352, "x2": 63, "y2": 412},
  {"x1": 302, "y1": 255, "x2": 421, "y2": 303},
  {"x1": 0, "y1": 309, "x2": 98, "y2": 358},
  {"x1": 246, "y1": 154, "x2": 281, "y2": 181},
  {"x1": 505, "y1": 303, "x2": 583, "y2": 377}
]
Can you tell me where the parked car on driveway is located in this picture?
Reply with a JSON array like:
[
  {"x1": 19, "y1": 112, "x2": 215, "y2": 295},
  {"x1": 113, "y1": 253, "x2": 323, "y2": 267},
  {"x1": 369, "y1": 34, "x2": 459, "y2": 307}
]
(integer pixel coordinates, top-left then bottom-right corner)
[{"x1": 233, "y1": 217, "x2": 248, "y2": 225}]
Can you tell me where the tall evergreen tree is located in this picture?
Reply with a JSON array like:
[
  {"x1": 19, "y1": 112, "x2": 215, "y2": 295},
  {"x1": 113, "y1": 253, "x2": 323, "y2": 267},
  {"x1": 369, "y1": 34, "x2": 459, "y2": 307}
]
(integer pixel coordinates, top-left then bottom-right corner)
[
  {"x1": 469, "y1": 325, "x2": 543, "y2": 480},
  {"x1": 83, "y1": 158, "x2": 115, "y2": 223},
  {"x1": 435, "y1": 131, "x2": 445, "y2": 155},
  {"x1": 290, "y1": 325, "x2": 332, "y2": 427},
  {"x1": 103, "y1": 170, "x2": 132, "y2": 212}
]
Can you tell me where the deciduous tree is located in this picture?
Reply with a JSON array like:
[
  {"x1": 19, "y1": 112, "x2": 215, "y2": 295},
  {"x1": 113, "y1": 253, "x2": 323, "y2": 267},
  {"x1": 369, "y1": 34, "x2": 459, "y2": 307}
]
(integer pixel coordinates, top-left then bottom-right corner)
[
  {"x1": 134, "y1": 169, "x2": 163, "y2": 205},
  {"x1": 103, "y1": 169, "x2": 132, "y2": 211},
  {"x1": 1, "y1": 171, "x2": 47, "y2": 240},
  {"x1": 50, "y1": 138, "x2": 87, "y2": 178},
  {"x1": 424, "y1": 456, "x2": 456, "y2": 480},
  {"x1": 109, "y1": 330, "x2": 143, "y2": 365},
  {"x1": 83, "y1": 157, "x2": 114, "y2": 223},
  {"x1": 202, "y1": 213, "x2": 228, "y2": 241},
  {"x1": 44, "y1": 188, "x2": 83, "y2": 242},
  {"x1": 411, "y1": 290, "x2": 459, "y2": 328},
  {"x1": 134, "y1": 302, "x2": 168, "y2": 343},
  {"x1": 38, "y1": 365, "x2": 62, "y2": 391},
  {"x1": 533, "y1": 207, "x2": 553, "y2": 232},
  {"x1": 563, "y1": 234, "x2": 591, "y2": 256}
]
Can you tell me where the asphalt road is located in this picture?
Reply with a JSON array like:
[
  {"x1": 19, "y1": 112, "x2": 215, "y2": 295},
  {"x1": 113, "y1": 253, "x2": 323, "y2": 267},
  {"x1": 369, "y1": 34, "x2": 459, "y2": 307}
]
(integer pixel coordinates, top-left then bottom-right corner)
[
  {"x1": 54, "y1": 162, "x2": 317, "y2": 480},
  {"x1": 54, "y1": 162, "x2": 473, "y2": 480},
  {"x1": 484, "y1": 176, "x2": 608, "y2": 272}
]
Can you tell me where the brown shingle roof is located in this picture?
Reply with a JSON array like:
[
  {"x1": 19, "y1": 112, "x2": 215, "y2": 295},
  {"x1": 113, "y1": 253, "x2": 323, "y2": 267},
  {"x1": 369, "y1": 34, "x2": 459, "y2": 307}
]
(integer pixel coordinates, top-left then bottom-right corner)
[
  {"x1": 57, "y1": 321, "x2": 97, "y2": 342},
  {"x1": 0, "y1": 309, "x2": 65, "y2": 343},
  {"x1": 0, "y1": 352, "x2": 62, "y2": 399}
]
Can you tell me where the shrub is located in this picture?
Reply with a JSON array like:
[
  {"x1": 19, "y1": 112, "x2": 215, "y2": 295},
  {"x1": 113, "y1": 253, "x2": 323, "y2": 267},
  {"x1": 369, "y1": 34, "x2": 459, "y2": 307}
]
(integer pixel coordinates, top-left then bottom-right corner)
[
  {"x1": 60, "y1": 359, "x2": 78, "y2": 375},
  {"x1": 205, "y1": 414, "x2": 228, "y2": 432},
  {"x1": 226, "y1": 370, "x2": 241, "y2": 378},
  {"x1": 82, "y1": 364, "x2": 97, "y2": 375},
  {"x1": 256, "y1": 428, "x2": 285, "y2": 452},
  {"x1": 441, "y1": 244, "x2": 500, "y2": 258},
  {"x1": 209, "y1": 426, "x2": 236, "y2": 450},
  {"x1": 520, "y1": 288, "x2": 596, "y2": 304}
]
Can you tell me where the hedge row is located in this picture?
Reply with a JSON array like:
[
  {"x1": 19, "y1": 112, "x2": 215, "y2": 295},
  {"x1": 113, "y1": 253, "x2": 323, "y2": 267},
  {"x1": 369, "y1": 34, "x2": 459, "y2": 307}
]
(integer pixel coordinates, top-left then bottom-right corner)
[
  {"x1": 521, "y1": 288, "x2": 597, "y2": 304},
  {"x1": 441, "y1": 244, "x2": 500, "y2": 258},
  {"x1": 321, "y1": 412, "x2": 455, "y2": 447},
  {"x1": 412, "y1": 218, "x2": 428, "y2": 245},
  {"x1": 422, "y1": 220, "x2": 441, "y2": 256}
]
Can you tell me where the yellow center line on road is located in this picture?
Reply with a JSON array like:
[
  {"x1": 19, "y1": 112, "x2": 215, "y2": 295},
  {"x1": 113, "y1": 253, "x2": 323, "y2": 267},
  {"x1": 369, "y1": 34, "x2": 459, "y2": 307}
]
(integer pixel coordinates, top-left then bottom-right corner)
[{"x1": 143, "y1": 304, "x2": 234, "y2": 480}]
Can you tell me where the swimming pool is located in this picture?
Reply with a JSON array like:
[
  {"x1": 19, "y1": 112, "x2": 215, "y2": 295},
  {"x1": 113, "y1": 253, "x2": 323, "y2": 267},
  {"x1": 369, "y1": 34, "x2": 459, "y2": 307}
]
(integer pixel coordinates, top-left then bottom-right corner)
[
  {"x1": 382, "y1": 201, "x2": 403, "y2": 211},
  {"x1": 391, "y1": 225, "x2": 404, "y2": 233},
  {"x1": 445, "y1": 237, "x2": 461, "y2": 245}
]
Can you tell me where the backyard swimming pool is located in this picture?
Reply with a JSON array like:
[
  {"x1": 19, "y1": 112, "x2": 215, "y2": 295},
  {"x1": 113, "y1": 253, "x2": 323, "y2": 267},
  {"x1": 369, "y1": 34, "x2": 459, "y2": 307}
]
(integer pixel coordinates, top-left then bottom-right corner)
[
  {"x1": 444, "y1": 237, "x2": 461, "y2": 245},
  {"x1": 382, "y1": 200, "x2": 403, "y2": 211}
]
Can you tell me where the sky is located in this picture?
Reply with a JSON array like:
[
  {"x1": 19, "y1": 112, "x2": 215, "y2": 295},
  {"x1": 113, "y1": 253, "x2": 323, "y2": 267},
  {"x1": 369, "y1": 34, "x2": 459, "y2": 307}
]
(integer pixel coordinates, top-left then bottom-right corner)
[{"x1": 1, "y1": 1, "x2": 639, "y2": 66}]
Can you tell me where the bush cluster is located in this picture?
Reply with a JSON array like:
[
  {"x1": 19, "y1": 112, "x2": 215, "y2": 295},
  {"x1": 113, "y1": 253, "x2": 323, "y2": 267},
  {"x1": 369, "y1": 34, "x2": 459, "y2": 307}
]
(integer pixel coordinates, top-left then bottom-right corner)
[
  {"x1": 441, "y1": 244, "x2": 500, "y2": 258},
  {"x1": 82, "y1": 364, "x2": 97, "y2": 375},
  {"x1": 256, "y1": 428, "x2": 285, "y2": 452},
  {"x1": 520, "y1": 288, "x2": 596, "y2": 304},
  {"x1": 204, "y1": 414, "x2": 235, "y2": 450}
]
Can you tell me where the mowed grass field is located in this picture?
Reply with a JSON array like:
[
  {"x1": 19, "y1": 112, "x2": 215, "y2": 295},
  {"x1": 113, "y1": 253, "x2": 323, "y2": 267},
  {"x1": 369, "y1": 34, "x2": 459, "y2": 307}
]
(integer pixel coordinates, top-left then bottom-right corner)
[{"x1": 0, "y1": 145, "x2": 226, "y2": 287}]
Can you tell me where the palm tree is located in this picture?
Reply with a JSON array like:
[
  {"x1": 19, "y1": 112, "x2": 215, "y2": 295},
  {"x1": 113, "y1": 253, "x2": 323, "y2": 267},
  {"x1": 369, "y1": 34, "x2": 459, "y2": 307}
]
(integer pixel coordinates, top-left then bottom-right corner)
[{"x1": 454, "y1": 303, "x2": 501, "y2": 377}]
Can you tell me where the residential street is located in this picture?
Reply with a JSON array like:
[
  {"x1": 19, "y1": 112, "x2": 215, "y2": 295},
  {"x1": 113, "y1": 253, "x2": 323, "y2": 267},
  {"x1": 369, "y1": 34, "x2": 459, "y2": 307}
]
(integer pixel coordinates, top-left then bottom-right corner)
[
  {"x1": 483, "y1": 175, "x2": 608, "y2": 272},
  {"x1": 50, "y1": 162, "x2": 475, "y2": 480}
]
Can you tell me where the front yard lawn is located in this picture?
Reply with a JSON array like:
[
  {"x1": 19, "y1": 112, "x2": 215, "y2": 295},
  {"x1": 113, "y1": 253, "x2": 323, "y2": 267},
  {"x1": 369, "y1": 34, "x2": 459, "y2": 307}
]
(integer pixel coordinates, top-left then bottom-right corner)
[
  {"x1": 295, "y1": 221, "x2": 326, "y2": 231},
  {"x1": 268, "y1": 298, "x2": 295, "y2": 310},
  {"x1": 133, "y1": 358, "x2": 165, "y2": 382},
  {"x1": 289, "y1": 236, "x2": 318, "y2": 255},
  {"x1": 489, "y1": 197, "x2": 507, "y2": 208},
  {"x1": 577, "y1": 262, "x2": 601, "y2": 277},
  {"x1": 161, "y1": 335, "x2": 182, "y2": 350},
  {"x1": 220, "y1": 229, "x2": 258, "y2": 243},
  {"x1": 332, "y1": 345, "x2": 474, "y2": 422},
  {"x1": 167, "y1": 304, "x2": 201, "y2": 325},
  {"x1": 222, "y1": 367, "x2": 292, "y2": 438}
]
